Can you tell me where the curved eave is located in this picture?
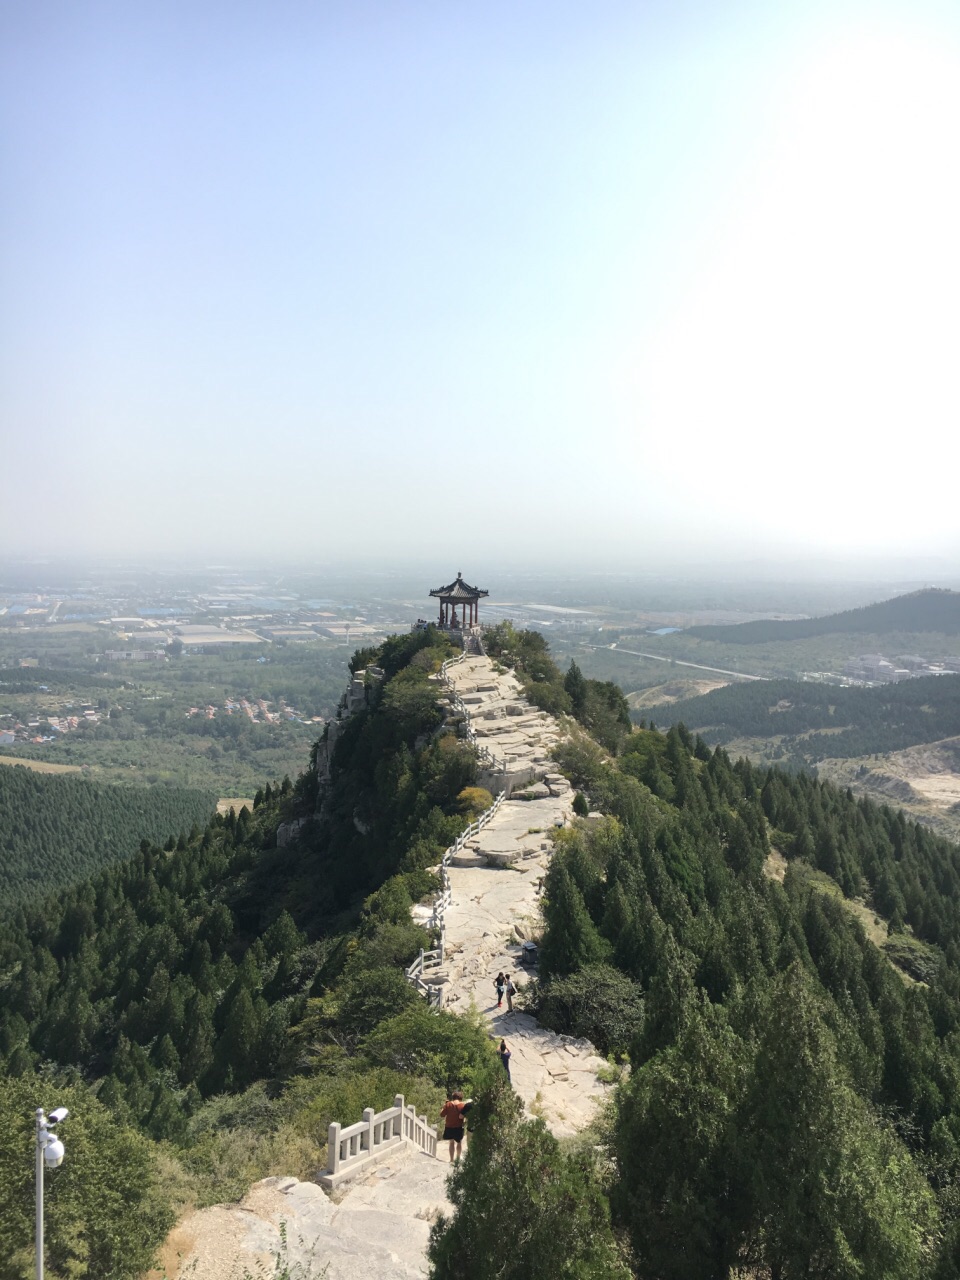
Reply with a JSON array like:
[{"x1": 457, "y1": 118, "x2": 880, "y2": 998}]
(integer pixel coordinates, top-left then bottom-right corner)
[{"x1": 429, "y1": 579, "x2": 489, "y2": 601}]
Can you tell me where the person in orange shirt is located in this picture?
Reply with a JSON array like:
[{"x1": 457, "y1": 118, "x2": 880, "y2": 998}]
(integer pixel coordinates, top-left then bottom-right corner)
[{"x1": 439, "y1": 1090, "x2": 470, "y2": 1162}]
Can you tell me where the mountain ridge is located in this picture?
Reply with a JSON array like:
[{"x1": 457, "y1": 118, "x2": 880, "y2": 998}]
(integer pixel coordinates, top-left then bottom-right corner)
[{"x1": 685, "y1": 587, "x2": 960, "y2": 643}]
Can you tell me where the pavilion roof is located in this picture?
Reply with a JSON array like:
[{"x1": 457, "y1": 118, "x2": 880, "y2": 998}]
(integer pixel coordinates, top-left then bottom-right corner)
[{"x1": 429, "y1": 573, "x2": 489, "y2": 602}]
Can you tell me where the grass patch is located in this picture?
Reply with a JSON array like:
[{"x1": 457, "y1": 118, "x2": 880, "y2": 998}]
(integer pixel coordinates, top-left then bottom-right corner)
[
  {"x1": 881, "y1": 933, "x2": 940, "y2": 985},
  {"x1": 217, "y1": 796, "x2": 254, "y2": 815},
  {"x1": 0, "y1": 754, "x2": 82, "y2": 774}
]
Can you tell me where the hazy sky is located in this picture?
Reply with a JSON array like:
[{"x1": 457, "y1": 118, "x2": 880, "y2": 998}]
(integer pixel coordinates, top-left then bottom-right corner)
[{"x1": 3, "y1": 0, "x2": 959, "y2": 569}]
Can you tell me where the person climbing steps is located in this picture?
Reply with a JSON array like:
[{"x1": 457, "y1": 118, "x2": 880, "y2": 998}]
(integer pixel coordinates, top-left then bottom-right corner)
[{"x1": 439, "y1": 1090, "x2": 472, "y2": 1163}]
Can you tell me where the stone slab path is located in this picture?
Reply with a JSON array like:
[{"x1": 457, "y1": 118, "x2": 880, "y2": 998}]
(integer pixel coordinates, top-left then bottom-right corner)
[
  {"x1": 429, "y1": 654, "x2": 610, "y2": 1137},
  {"x1": 156, "y1": 1148, "x2": 451, "y2": 1280},
  {"x1": 160, "y1": 653, "x2": 608, "y2": 1277}
]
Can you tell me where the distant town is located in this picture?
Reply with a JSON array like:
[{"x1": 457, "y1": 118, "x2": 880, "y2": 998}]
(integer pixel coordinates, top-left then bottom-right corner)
[
  {"x1": 185, "y1": 696, "x2": 319, "y2": 726},
  {"x1": 0, "y1": 576, "x2": 613, "y2": 654},
  {"x1": 808, "y1": 653, "x2": 960, "y2": 687},
  {"x1": 0, "y1": 702, "x2": 101, "y2": 747}
]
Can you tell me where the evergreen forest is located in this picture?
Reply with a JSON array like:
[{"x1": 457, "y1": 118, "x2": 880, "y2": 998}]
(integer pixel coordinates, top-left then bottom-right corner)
[
  {"x1": 0, "y1": 767, "x2": 217, "y2": 904},
  {"x1": 662, "y1": 672, "x2": 960, "y2": 759},
  {"x1": 9, "y1": 624, "x2": 960, "y2": 1275}
]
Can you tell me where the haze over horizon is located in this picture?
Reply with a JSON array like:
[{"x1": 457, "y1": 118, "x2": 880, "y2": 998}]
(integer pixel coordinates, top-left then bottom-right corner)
[{"x1": 3, "y1": 0, "x2": 959, "y2": 570}]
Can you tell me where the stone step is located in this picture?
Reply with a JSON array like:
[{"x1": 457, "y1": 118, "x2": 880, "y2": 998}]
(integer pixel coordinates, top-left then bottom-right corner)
[
  {"x1": 512, "y1": 783, "x2": 551, "y2": 800},
  {"x1": 484, "y1": 850, "x2": 520, "y2": 867},
  {"x1": 449, "y1": 850, "x2": 485, "y2": 868}
]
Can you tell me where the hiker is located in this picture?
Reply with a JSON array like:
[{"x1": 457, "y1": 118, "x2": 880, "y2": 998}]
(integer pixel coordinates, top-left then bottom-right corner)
[
  {"x1": 499, "y1": 1039, "x2": 512, "y2": 1081},
  {"x1": 440, "y1": 1090, "x2": 470, "y2": 1162},
  {"x1": 494, "y1": 971, "x2": 505, "y2": 1008},
  {"x1": 505, "y1": 973, "x2": 516, "y2": 1013}
]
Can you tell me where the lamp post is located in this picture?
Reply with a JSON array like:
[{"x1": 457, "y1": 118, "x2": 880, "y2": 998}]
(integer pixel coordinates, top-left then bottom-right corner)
[{"x1": 35, "y1": 1107, "x2": 67, "y2": 1280}]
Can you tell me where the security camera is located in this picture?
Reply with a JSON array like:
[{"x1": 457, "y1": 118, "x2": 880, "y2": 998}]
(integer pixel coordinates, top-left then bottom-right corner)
[
  {"x1": 43, "y1": 1138, "x2": 65, "y2": 1168},
  {"x1": 47, "y1": 1107, "x2": 69, "y2": 1125}
]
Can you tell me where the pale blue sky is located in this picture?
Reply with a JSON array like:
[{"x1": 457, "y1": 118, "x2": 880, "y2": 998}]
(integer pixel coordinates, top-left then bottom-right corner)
[{"x1": 3, "y1": 0, "x2": 959, "y2": 568}]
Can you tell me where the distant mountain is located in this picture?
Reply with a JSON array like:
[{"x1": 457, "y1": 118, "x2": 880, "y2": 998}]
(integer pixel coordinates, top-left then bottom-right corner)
[{"x1": 685, "y1": 588, "x2": 960, "y2": 644}]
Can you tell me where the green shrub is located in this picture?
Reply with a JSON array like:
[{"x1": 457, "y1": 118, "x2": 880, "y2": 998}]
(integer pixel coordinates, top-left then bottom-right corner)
[
  {"x1": 457, "y1": 787, "x2": 495, "y2": 818},
  {"x1": 337, "y1": 965, "x2": 420, "y2": 1037},
  {"x1": 362, "y1": 1004, "x2": 494, "y2": 1090},
  {"x1": 0, "y1": 1073, "x2": 173, "y2": 1280},
  {"x1": 429, "y1": 1073, "x2": 629, "y2": 1278},
  {"x1": 534, "y1": 963, "x2": 645, "y2": 1056}
]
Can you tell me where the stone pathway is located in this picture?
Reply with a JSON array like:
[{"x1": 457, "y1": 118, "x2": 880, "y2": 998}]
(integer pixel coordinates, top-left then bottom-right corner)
[
  {"x1": 160, "y1": 653, "x2": 608, "y2": 1276},
  {"x1": 156, "y1": 1149, "x2": 451, "y2": 1280},
  {"x1": 427, "y1": 654, "x2": 610, "y2": 1137}
]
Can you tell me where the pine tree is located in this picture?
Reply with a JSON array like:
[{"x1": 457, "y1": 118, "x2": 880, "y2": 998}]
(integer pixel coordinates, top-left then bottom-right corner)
[
  {"x1": 564, "y1": 662, "x2": 588, "y2": 718},
  {"x1": 538, "y1": 864, "x2": 609, "y2": 977},
  {"x1": 429, "y1": 1074, "x2": 628, "y2": 1279},
  {"x1": 743, "y1": 965, "x2": 936, "y2": 1279},
  {"x1": 613, "y1": 1001, "x2": 748, "y2": 1279}
]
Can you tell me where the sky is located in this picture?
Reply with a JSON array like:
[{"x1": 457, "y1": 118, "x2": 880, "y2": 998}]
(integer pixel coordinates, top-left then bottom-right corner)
[{"x1": 2, "y1": 0, "x2": 960, "y2": 572}]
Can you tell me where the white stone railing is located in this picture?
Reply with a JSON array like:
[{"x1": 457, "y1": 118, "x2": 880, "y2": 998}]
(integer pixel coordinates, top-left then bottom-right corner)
[
  {"x1": 439, "y1": 649, "x2": 468, "y2": 680},
  {"x1": 436, "y1": 792, "x2": 505, "y2": 938},
  {"x1": 405, "y1": 946, "x2": 445, "y2": 1008},
  {"x1": 442, "y1": 794, "x2": 505, "y2": 873},
  {"x1": 405, "y1": 790, "x2": 506, "y2": 1009},
  {"x1": 444, "y1": 688, "x2": 507, "y2": 776},
  {"x1": 320, "y1": 1093, "x2": 437, "y2": 1188}
]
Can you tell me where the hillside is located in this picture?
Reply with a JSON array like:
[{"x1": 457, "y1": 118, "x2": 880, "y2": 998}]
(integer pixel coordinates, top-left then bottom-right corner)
[
  {"x1": 685, "y1": 587, "x2": 960, "y2": 644},
  {"x1": 11, "y1": 625, "x2": 960, "y2": 1275},
  {"x1": 655, "y1": 674, "x2": 960, "y2": 838},
  {"x1": 0, "y1": 766, "x2": 217, "y2": 904},
  {"x1": 0, "y1": 625, "x2": 496, "y2": 1276},
  {"x1": 512, "y1": 722, "x2": 960, "y2": 1278},
  {"x1": 661, "y1": 673, "x2": 960, "y2": 758}
]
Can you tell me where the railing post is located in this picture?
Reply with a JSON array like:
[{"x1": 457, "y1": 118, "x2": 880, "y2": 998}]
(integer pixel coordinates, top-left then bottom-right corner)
[
  {"x1": 327, "y1": 1122, "x2": 341, "y2": 1174},
  {"x1": 362, "y1": 1107, "x2": 375, "y2": 1153},
  {"x1": 394, "y1": 1095, "x2": 404, "y2": 1139}
]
